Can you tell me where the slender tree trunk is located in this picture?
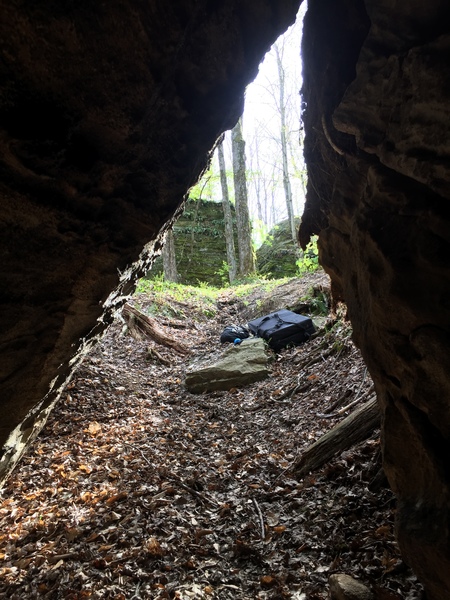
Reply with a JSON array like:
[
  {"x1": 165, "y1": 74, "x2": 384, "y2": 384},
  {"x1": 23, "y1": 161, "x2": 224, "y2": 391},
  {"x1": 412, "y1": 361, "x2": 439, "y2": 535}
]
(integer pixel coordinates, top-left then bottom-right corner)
[
  {"x1": 275, "y1": 44, "x2": 297, "y2": 249},
  {"x1": 162, "y1": 229, "x2": 178, "y2": 283},
  {"x1": 217, "y1": 139, "x2": 237, "y2": 283},
  {"x1": 253, "y1": 138, "x2": 265, "y2": 224},
  {"x1": 231, "y1": 117, "x2": 255, "y2": 277}
]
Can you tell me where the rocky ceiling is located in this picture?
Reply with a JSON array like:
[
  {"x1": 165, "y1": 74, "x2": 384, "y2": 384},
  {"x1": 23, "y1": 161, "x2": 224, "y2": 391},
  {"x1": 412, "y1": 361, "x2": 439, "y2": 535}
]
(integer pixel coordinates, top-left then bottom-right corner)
[
  {"x1": 1, "y1": 0, "x2": 450, "y2": 598},
  {"x1": 0, "y1": 0, "x2": 300, "y2": 481}
]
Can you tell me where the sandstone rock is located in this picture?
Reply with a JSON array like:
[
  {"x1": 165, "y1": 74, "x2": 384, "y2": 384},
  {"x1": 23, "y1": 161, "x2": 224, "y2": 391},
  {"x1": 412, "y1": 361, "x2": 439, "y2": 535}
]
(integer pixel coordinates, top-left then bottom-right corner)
[
  {"x1": 185, "y1": 338, "x2": 268, "y2": 393},
  {"x1": 300, "y1": 1, "x2": 450, "y2": 597},
  {"x1": 329, "y1": 574, "x2": 374, "y2": 600}
]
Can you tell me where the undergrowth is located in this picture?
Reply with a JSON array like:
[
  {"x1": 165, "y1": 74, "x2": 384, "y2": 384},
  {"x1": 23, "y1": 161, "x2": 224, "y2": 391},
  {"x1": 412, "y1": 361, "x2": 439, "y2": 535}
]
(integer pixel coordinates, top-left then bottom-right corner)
[{"x1": 134, "y1": 272, "x2": 328, "y2": 325}]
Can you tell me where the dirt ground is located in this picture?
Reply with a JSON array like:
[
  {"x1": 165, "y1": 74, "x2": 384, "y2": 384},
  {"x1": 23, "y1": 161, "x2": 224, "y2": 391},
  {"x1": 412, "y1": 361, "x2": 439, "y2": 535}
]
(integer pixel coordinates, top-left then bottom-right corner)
[{"x1": 0, "y1": 273, "x2": 424, "y2": 599}]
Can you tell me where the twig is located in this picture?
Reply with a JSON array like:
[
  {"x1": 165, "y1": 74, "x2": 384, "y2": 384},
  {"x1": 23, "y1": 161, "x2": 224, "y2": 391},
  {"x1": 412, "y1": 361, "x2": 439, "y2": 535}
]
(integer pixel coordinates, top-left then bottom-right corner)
[
  {"x1": 252, "y1": 498, "x2": 265, "y2": 540},
  {"x1": 47, "y1": 552, "x2": 78, "y2": 564},
  {"x1": 270, "y1": 450, "x2": 301, "y2": 486},
  {"x1": 167, "y1": 473, "x2": 218, "y2": 507},
  {"x1": 277, "y1": 381, "x2": 310, "y2": 401},
  {"x1": 130, "y1": 583, "x2": 141, "y2": 600},
  {"x1": 146, "y1": 346, "x2": 171, "y2": 366},
  {"x1": 334, "y1": 387, "x2": 374, "y2": 415},
  {"x1": 323, "y1": 389, "x2": 352, "y2": 414},
  {"x1": 353, "y1": 367, "x2": 368, "y2": 399},
  {"x1": 318, "y1": 389, "x2": 375, "y2": 419}
]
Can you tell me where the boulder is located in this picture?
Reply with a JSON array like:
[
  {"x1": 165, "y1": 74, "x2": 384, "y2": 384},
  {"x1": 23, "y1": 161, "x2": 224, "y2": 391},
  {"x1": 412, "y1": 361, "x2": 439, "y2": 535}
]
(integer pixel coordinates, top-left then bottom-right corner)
[
  {"x1": 185, "y1": 338, "x2": 268, "y2": 393},
  {"x1": 256, "y1": 217, "x2": 301, "y2": 278},
  {"x1": 329, "y1": 574, "x2": 374, "y2": 600}
]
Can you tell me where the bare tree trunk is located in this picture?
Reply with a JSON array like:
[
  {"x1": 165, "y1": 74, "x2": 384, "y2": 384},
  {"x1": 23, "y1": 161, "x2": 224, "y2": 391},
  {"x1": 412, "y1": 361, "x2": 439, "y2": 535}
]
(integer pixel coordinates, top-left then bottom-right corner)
[
  {"x1": 231, "y1": 117, "x2": 255, "y2": 277},
  {"x1": 162, "y1": 229, "x2": 178, "y2": 283},
  {"x1": 275, "y1": 43, "x2": 297, "y2": 249},
  {"x1": 293, "y1": 396, "x2": 380, "y2": 478},
  {"x1": 217, "y1": 139, "x2": 237, "y2": 283},
  {"x1": 253, "y1": 135, "x2": 265, "y2": 225}
]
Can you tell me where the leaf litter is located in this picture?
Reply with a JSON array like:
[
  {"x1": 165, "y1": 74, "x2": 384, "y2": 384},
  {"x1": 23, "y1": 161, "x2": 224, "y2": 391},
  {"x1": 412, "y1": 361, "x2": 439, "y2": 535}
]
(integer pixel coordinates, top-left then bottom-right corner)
[{"x1": 0, "y1": 274, "x2": 424, "y2": 599}]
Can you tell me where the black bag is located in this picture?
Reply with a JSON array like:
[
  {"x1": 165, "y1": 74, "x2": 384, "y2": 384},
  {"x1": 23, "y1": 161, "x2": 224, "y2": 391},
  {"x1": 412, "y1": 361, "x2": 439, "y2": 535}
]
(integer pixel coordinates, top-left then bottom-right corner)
[
  {"x1": 248, "y1": 309, "x2": 315, "y2": 351},
  {"x1": 220, "y1": 325, "x2": 250, "y2": 344}
]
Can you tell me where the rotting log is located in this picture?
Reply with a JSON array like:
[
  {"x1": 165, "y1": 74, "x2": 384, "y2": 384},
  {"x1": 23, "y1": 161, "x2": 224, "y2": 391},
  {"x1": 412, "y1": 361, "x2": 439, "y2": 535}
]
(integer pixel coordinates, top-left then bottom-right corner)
[
  {"x1": 122, "y1": 304, "x2": 190, "y2": 355},
  {"x1": 294, "y1": 396, "x2": 380, "y2": 478}
]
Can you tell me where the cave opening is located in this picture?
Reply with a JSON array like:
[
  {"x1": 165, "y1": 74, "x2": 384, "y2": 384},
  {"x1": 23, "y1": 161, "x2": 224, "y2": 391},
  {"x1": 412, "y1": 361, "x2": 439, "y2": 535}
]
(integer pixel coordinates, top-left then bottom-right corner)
[{"x1": 1, "y1": 0, "x2": 450, "y2": 597}]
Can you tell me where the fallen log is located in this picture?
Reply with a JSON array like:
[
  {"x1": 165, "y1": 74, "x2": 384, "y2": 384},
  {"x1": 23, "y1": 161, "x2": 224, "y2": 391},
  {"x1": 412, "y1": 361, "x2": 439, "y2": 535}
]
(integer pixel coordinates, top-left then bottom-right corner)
[
  {"x1": 293, "y1": 395, "x2": 380, "y2": 478},
  {"x1": 122, "y1": 303, "x2": 190, "y2": 355}
]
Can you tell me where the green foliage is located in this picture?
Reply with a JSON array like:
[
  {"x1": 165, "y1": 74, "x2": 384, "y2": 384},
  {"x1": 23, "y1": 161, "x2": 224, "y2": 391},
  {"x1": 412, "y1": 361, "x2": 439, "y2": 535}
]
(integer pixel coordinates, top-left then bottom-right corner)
[
  {"x1": 231, "y1": 274, "x2": 292, "y2": 297},
  {"x1": 135, "y1": 277, "x2": 219, "y2": 319},
  {"x1": 308, "y1": 291, "x2": 329, "y2": 316},
  {"x1": 136, "y1": 272, "x2": 166, "y2": 294},
  {"x1": 188, "y1": 167, "x2": 221, "y2": 202},
  {"x1": 252, "y1": 218, "x2": 269, "y2": 249},
  {"x1": 296, "y1": 236, "x2": 320, "y2": 275},
  {"x1": 215, "y1": 261, "x2": 231, "y2": 287}
]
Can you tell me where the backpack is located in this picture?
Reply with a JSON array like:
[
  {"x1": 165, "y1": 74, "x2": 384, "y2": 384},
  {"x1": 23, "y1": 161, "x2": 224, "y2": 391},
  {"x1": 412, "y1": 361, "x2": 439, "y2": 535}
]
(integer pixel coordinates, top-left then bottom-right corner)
[
  {"x1": 220, "y1": 325, "x2": 250, "y2": 344},
  {"x1": 248, "y1": 309, "x2": 315, "y2": 351}
]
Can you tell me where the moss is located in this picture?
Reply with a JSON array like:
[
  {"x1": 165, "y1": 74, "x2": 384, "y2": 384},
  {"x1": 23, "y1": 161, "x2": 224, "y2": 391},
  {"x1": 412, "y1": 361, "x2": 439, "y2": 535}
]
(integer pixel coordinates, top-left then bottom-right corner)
[
  {"x1": 256, "y1": 217, "x2": 301, "y2": 279},
  {"x1": 147, "y1": 198, "x2": 237, "y2": 286}
]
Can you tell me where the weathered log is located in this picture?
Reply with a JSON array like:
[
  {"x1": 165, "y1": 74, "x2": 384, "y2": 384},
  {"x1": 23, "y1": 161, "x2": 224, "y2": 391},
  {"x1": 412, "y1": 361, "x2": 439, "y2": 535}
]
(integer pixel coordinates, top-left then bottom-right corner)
[
  {"x1": 122, "y1": 303, "x2": 190, "y2": 355},
  {"x1": 293, "y1": 396, "x2": 380, "y2": 478}
]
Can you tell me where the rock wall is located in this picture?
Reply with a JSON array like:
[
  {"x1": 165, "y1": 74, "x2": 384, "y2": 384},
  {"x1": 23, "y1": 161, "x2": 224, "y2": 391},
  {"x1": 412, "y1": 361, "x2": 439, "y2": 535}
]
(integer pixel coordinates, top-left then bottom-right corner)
[
  {"x1": 300, "y1": 1, "x2": 450, "y2": 598},
  {"x1": 256, "y1": 217, "x2": 301, "y2": 278},
  {"x1": 0, "y1": 0, "x2": 301, "y2": 483},
  {"x1": 148, "y1": 198, "x2": 238, "y2": 287}
]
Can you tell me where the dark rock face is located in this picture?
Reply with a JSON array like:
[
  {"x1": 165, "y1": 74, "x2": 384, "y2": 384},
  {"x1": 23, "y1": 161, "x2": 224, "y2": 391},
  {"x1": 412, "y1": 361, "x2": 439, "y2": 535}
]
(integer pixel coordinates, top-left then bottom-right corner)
[
  {"x1": 300, "y1": 1, "x2": 450, "y2": 598},
  {"x1": 0, "y1": 0, "x2": 300, "y2": 481}
]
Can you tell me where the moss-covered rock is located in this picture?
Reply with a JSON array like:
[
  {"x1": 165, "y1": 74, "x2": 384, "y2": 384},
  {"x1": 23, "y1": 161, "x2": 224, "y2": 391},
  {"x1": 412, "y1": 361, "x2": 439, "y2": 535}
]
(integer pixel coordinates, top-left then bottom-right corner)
[
  {"x1": 148, "y1": 198, "x2": 237, "y2": 286},
  {"x1": 256, "y1": 218, "x2": 301, "y2": 279}
]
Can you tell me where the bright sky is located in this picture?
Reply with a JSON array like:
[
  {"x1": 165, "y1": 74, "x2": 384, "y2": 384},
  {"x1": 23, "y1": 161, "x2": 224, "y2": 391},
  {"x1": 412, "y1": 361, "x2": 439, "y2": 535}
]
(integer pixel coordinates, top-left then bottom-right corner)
[
  {"x1": 195, "y1": 6, "x2": 306, "y2": 245},
  {"x1": 227, "y1": 7, "x2": 306, "y2": 235}
]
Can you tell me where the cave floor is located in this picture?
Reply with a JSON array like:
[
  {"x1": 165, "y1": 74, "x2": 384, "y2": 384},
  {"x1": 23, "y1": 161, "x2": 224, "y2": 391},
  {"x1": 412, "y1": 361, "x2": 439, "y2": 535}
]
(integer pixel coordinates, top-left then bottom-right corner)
[{"x1": 0, "y1": 274, "x2": 423, "y2": 599}]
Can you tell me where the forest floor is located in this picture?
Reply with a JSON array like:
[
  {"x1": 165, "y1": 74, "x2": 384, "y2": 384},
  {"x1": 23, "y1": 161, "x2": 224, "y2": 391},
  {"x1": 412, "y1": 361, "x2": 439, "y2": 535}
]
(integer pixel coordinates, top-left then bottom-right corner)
[{"x1": 0, "y1": 272, "x2": 424, "y2": 600}]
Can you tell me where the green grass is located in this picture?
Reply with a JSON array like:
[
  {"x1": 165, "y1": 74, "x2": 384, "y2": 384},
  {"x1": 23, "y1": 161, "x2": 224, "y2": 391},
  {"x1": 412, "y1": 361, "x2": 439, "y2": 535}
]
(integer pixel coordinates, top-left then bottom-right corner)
[
  {"x1": 134, "y1": 273, "x2": 326, "y2": 321},
  {"x1": 135, "y1": 277, "x2": 220, "y2": 319}
]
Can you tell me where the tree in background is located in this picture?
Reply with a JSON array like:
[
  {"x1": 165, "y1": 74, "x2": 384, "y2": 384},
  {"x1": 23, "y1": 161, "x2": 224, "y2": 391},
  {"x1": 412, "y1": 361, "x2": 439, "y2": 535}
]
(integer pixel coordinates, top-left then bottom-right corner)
[
  {"x1": 162, "y1": 229, "x2": 178, "y2": 282},
  {"x1": 231, "y1": 117, "x2": 255, "y2": 277},
  {"x1": 156, "y1": 13, "x2": 306, "y2": 283},
  {"x1": 217, "y1": 137, "x2": 237, "y2": 283},
  {"x1": 274, "y1": 42, "x2": 297, "y2": 249},
  {"x1": 244, "y1": 14, "x2": 305, "y2": 236}
]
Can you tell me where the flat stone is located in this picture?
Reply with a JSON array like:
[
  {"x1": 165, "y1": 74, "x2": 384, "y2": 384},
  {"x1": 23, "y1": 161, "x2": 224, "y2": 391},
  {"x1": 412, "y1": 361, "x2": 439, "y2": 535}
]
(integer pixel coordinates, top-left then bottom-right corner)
[
  {"x1": 329, "y1": 574, "x2": 374, "y2": 600},
  {"x1": 185, "y1": 338, "x2": 269, "y2": 393}
]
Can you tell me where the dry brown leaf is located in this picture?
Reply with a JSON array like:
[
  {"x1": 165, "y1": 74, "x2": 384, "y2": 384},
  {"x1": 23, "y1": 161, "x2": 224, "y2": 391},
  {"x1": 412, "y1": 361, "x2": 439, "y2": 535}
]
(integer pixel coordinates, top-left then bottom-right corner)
[
  {"x1": 144, "y1": 537, "x2": 164, "y2": 557},
  {"x1": 105, "y1": 491, "x2": 128, "y2": 505},
  {"x1": 260, "y1": 575, "x2": 276, "y2": 587},
  {"x1": 87, "y1": 421, "x2": 102, "y2": 435}
]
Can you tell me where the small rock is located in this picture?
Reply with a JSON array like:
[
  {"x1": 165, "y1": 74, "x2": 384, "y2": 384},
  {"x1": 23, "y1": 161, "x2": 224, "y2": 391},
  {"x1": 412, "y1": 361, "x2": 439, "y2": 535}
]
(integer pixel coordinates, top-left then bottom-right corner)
[{"x1": 329, "y1": 574, "x2": 374, "y2": 600}]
